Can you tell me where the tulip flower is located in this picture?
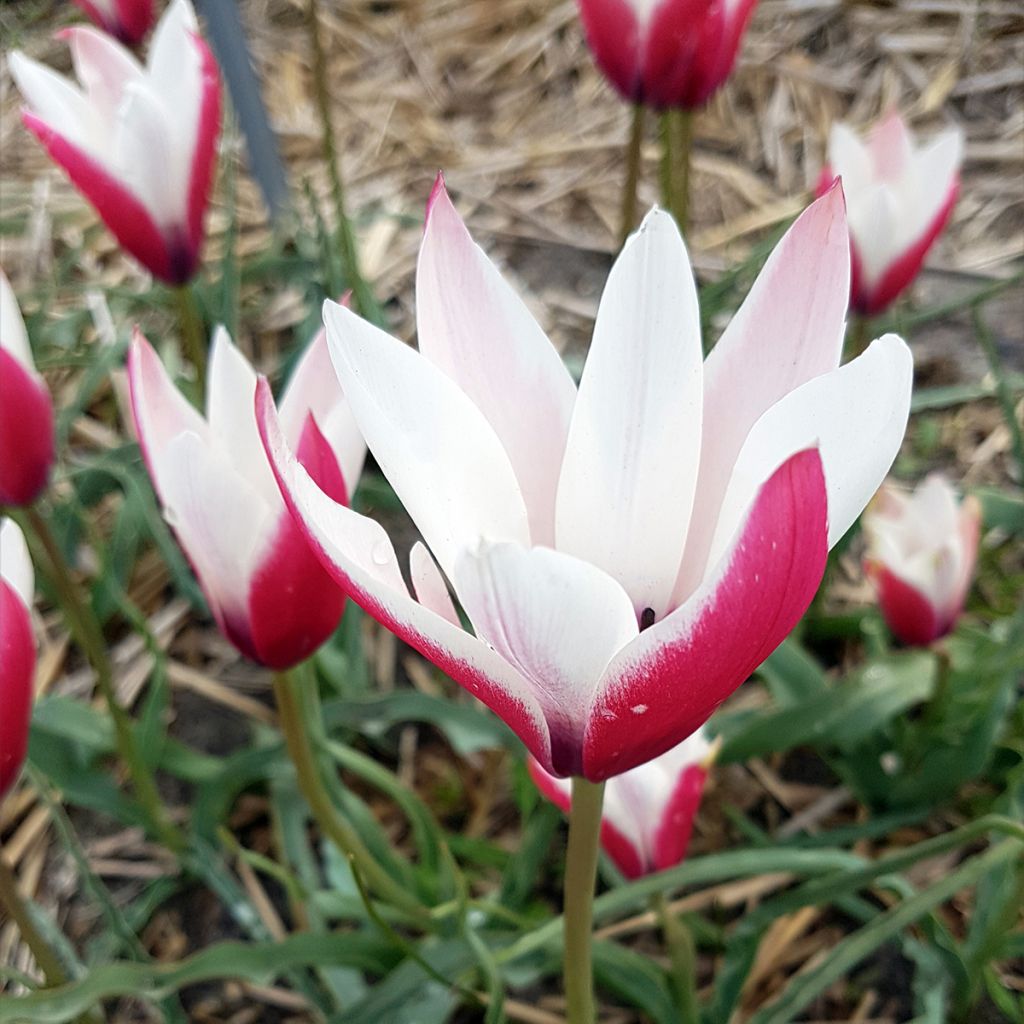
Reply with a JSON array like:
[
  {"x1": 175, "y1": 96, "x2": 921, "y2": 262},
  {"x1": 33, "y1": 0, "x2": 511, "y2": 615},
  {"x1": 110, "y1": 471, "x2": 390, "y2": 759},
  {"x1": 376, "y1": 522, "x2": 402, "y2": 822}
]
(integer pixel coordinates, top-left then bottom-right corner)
[
  {"x1": 817, "y1": 112, "x2": 963, "y2": 316},
  {"x1": 10, "y1": 0, "x2": 220, "y2": 285},
  {"x1": 128, "y1": 326, "x2": 366, "y2": 669},
  {"x1": 71, "y1": 0, "x2": 155, "y2": 45},
  {"x1": 530, "y1": 729, "x2": 711, "y2": 878},
  {"x1": 863, "y1": 474, "x2": 980, "y2": 647},
  {"x1": 257, "y1": 178, "x2": 913, "y2": 782},
  {"x1": 577, "y1": 0, "x2": 759, "y2": 110},
  {"x1": 0, "y1": 271, "x2": 55, "y2": 507},
  {"x1": 0, "y1": 518, "x2": 36, "y2": 801}
]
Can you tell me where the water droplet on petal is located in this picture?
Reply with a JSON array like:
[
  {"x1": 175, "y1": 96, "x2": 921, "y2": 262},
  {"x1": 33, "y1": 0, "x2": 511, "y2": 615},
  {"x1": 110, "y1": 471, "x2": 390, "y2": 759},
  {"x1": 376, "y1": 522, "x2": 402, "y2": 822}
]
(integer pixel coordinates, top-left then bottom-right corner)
[{"x1": 371, "y1": 541, "x2": 392, "y2": 566}]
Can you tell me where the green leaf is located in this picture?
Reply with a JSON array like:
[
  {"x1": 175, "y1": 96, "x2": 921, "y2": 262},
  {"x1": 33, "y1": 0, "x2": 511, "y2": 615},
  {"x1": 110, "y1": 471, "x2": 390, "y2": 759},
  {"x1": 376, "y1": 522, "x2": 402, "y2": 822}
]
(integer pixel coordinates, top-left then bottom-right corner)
[{"x1": 593, "y1": 940, "x2": 679, "y2": 1024}]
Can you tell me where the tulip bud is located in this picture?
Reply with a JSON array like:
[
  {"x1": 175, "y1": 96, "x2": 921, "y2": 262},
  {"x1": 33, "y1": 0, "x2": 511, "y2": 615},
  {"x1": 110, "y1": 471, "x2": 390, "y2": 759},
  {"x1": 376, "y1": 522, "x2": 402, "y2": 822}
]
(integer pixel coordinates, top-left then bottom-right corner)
[
  {"x1": 530, "y1": 729, "x2": 712, "y2": 878},
  {"x1": 863, "y1": 474, "x2": 981, "y2": 646},
  {"x1": 128, "y1": 326, "x2": 366, "y2": 669},
  {"x1": 817, "y1": 112, "x2": 962, "y2": 316},
  {"x1": 576, "y1": 0, "x2": 759, "y2": 110},
  {"x1": 11, "y1": 0, "x2": 220, "y2": 285},
  {"x1": 0, "y1": 519, "x2": 36, "y2": 801},
  {"x1": 70, "y1": 0, "x2": 155, "y2": 45},
  {"x1": 0, "y1": 271, "x2": 55, "y2": 507}
]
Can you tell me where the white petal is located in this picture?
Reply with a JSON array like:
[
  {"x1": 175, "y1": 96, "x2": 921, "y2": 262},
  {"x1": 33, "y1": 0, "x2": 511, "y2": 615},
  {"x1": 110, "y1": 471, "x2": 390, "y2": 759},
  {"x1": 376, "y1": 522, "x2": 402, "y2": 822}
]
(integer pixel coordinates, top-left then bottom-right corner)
[
  {"x1": 206, "y1": 328, "x2": 280, "y2": 508},
  {"x1": 278, "y1": 327, "x2": 366, "y2": 494},
  {"x1": 453, "y1": 542, "x2": 639, "y2": 744},
  {"x1": 867, "y1": 111, "x2": 914, "y2": 181},
  {"x1": 416, "y1": 182, "x2": 577, "y2": 545},
  {"x1": 827, "y1": 122, "x2": 872, "y2": 198},
  {"x1": 0, "y1": 518, "x2": 34, "y2": 610},
  {"x1": 409, "y1": 542, "x2": 460, "y2": 627},
  {"x1": 322, "y1": 300, "x2": 530, "y2": 581},
  {"x1": 65, "y1": 26, "x2": 144, "y2": 120},
  {"x1": 708, "y1": 334, "x2": 913, "y2": 567},
  {"x1": 556, "y1": 208, "x2": 704, "y2": 619},
  {"x1": 673, "y1": 188, "x2": 848, "y2": 603},
  {"x1": 847, "y1": 183, "x2": 902, "y2": 290},
  {"x1": 0, "y1": 271, "x2": 34, "y2": 373},
  {"x1": 159, "y1": 431, "x2": 275, "y2": 623}
]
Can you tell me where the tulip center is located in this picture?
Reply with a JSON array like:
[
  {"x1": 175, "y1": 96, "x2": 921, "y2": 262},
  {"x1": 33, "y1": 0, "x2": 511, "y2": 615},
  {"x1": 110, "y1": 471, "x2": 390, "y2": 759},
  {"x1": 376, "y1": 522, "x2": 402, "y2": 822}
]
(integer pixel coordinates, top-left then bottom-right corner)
[{"x1": 640, "y1": 607, "x2": 656, "y2": 631}]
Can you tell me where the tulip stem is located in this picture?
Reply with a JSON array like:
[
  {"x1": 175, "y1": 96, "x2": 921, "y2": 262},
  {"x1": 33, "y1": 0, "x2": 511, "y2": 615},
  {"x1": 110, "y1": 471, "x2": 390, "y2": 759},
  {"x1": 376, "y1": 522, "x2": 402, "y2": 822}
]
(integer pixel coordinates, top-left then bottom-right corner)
[
  {"x1": 660, "y1": 109, "x2": 694, "y2": 235},
  {"x1": 21, "y1": 505, "x2": 183, "y2": 854},
  {"x1": 652, "y1": 891, "x2": 700, "y2": 1021},
  {"x1": 973, "y1": 306, "x2": 1024, "y2": 484},
  {"x1": 563, "y1": 776, "x2": 605, "y2": 1024},
  {"x1": 305, "y1": 0, "x2": 381, "y2": 325},
  {"x1": 172, "y1": 284, "x2": 207, "y2": 396},
  {"x1": 619, "y1": 105, "x2": 646, "y2": 247},
  {"x1": 271, "y1": 667, "x2": 431, "y2": 927},
  {"x1": 0, "y1": 853, "x2": 68, "y2": 987}
]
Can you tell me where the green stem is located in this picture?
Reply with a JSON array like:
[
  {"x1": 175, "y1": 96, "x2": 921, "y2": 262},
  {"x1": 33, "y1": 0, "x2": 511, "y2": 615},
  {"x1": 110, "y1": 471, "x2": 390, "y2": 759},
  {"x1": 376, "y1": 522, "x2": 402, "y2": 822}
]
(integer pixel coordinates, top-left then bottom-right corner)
[
  {"x1": 271, "y1": 668, "x2": 431, "y2": 927},
  {"x1": 172, "y1": 284, "x2": 206, "y2": 396},
  {"x1": 0, "y1": 854, "x2": 68, "y2": 987},
  {"x1": 847, "y1": 315, "x2": 871, "y2": 359},
  {"x1": 305, "y1": 0, "x2": 380, "y2": 324},
  {"x1": 619, "y1": 105, "x2": 646, "y2": 247},
  {"x1": 659, "y1": 110, "x2": 694, "y2": 235},
  {"x1": 22, "y1": 505, "x2": 183, "y2": 853},
  {"x1": 973, "y1": 306, "x2": 1024, "y2": 485},
  {"x1": 564, "y1": 777, "x2": 605, "y2": 1024},
  {"x1": 651, "y1": 891, "x2": 699, "y2": 1022}
]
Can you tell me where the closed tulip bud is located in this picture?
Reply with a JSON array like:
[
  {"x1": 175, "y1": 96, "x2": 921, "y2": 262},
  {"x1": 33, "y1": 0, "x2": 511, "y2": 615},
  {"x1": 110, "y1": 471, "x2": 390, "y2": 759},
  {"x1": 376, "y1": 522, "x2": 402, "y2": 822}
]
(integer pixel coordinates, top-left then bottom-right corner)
[
  {"x1": 0, "y1": 519, "x2": 36, "y2": 801},
  {"x1": 576, "y1": 0, "x2": 759, "y2": 110},
  {"x1": 256, "y1": 178, "x2": 914, "y2": 782},
  {"x1": 530, "y1": 729, "x2": 712, "y2": 878},
  {"x1": 71, "y1": 0, "x2": 156, "y2": 45},
  {"x1": 11, "y1": 0, "x2": 220, "y2": 285},
  {"x1": 1, "y1": 271, "x2": 55, "y2": 507},
  {"x1": 863, "y1": 474, "x2": 981, "y2": 647},
  {"x1": 127, "y1": 326, "x2": 366, "y2": 669},
  {"x1": 817, "y1": 112, "x2": 963, "y2": 316}
]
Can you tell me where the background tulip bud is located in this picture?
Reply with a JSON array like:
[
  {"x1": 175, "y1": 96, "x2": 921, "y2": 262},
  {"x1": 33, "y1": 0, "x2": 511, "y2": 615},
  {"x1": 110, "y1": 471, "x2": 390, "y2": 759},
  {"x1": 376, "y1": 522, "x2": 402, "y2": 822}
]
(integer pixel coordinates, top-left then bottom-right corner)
[
  {"x1": 863, "y1": 474, "x2": 981, "y2": 646},
  {"x1": 530, "y1": 729, "x2": 712, "y2": 878},
  {"x1": 70, "y1": 0, "x2": 156, "y2": 45},
  {"x1": 11, "y1": 0, "x2": 221, "y2": 285},
  {"x1": 0, "y1": 519, "x2": 36, "y2": 802},
  {"x1": 816, "y1": 112, "x2": 963, "y2": 316},
  {"x1": 576, "y1": 0, "x2": 759, "y2": 110},
  {"x1": 128, "y1": 326, "x2": 366, "y2": 669},
  {"x1": 0, "y1": 271, "x2": 55, "y2": 508}
]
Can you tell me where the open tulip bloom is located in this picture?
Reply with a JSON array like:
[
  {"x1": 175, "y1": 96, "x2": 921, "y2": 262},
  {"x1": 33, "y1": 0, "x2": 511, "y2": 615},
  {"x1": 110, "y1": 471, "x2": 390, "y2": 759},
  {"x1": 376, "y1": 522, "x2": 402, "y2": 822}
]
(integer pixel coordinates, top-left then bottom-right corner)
[
  {"x1": 10, "y1": 0, "x2": 220, "y2": 285},
  {"x1": 257, "y1": 177, "x2": 913, "y2": 783},
  {"x1": 863, "y1": 474, "x2": 980, "y2": 647},
  {"x1": 0, "y1": 518, "x2": 36, "y2": 802},
  {"x1": 530, "y1": 729, "x2": 712, "y2": 878},
  {"x1": 128, "y1": 326, "x2": 366, "y2": 669},
  {"x1": 817, "y1": 112, "x2": 963, "y2": 316},
  {"x1": 71, "y1": 0, "x2": 156, "y2": 46},
  {"x1": 0, "y1": 270, "x2": 55, "y2": 508},
  {"x1": 577, "y1": 0, "x2": 759, "y2": 110}
]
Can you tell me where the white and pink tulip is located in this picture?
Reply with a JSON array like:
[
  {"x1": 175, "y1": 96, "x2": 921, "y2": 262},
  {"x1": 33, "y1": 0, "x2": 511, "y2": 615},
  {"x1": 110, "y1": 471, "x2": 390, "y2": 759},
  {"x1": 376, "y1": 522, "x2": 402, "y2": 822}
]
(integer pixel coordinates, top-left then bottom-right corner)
[
  {"x1": 71, "y1": 0, "x2": 156, "y2": 46},
  {"x1": 11, "y1": 0, "x2": 220, "y2": 285},
  {"x1": 127, "y1": 326, "x2": 366, "y2": 669},
  {"x1": 817, "y1": 112, "x2": 963, "y2": 316},
  {"x1": 530, "y1": 729, "x2": 712, "y2": 878},
  {"x1": 576, "y1": 0, "x2": 759, "y2": 110},
  {"x1": 0, "y1": 271, "x2": 55, "y2": 508},
  {"x1": 863, "y1": 474, "x2": 980, "y2": 647},
  {"x1": 256, "y1": 177, "x2": 913, "y2": 782}
]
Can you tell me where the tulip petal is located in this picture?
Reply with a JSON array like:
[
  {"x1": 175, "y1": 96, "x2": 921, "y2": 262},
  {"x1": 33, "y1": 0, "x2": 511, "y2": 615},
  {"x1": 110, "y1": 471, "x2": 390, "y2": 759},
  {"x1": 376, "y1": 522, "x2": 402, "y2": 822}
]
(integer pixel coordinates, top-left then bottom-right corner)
[
  {"x1": 410, "y1": 542, "x2": 460, "y2": 627},
  {"x1": 454, "y1": 542, "x2": 639, "y2": 775},
  {"x1": 322, "y1": 299, "x2": 530, "y2": 580},
  {"x1": 256, "y1": 379, "x2": 554, "y2": 771},
  {"x1": 206, "y1": 328, "x2": 279, "y2": 506},
  {"x1": 9, "y1": 52, "x2": 99, "y2": 157},
  {"x1": 0, "y1": 271, "x2": 33, "y2": 371},
  {"x1": 0, "y1": 581, "x2": 35, "y2": 801},
  {"x1": 866, "y1": 563, "x2": 941, "y2": 647},
  {"x1": 708, "y1": 334, "x2": 912, "y2": 568},
  {"x1": 127, "y1": 331, "x2": 209, "y2": 502},
  {"x1": 63, "y1": 26, "x2": 144, "y2": 119},
  {"x1": 417, "y1": 178, "x2": 577, "y2": 545},
  {"x1": 279, "y1": 327, "x2": 366, "y2": 494},
  {"x1": 827, "y1": 123, "x2": 872, "y2": 198},
  {"x1": 1, "y1": 518, "x2": 34, "y2": 610},
  {"x1": 584, "y1": 447, "x2": 828, "y2": 780},
  {"x1": 556, "y1": 208, "x2": 703, "y2": 620},
  {"x1": 651, "y1": 762, "x2": 706, "y2": 873},
  {"x1": 673, "y1": 185, "x2": 848, "y2": 603},
  {"x1": 0, "y1": 349, "x2": 55, "y2": 507}
]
